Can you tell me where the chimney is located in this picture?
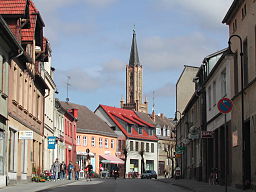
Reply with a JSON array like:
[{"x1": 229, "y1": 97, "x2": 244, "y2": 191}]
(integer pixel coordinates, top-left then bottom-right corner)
[
  {"x1": 68, "y1": 109, "x2": 78, "y2": 119},
  {"x1": 72, "y1": 109, "x2": 78, "y2": 119},
  {"x1": 152, "y1": 110, "x2": 156, "y2": 122},
  {"x1": 160, "y1": 113, "x2": 164, "y2": 119},
  {"x1": 120, "y1": 97, "x2": 124, "y2": 108}
]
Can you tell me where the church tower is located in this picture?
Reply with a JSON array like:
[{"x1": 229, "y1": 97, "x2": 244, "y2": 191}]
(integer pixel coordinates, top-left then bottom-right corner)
[{"x1": 120, "y1": 30, "x2": 148, "y2": 113}]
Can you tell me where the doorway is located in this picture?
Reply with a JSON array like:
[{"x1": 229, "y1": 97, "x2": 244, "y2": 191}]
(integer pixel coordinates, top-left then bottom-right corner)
[{"x1": 243, "y1": 121, "x2": 251, "y2": 189}]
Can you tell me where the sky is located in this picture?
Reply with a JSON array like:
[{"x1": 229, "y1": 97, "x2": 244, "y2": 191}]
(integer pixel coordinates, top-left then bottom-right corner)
[{"x1": 35, "y1": 0, "x2": 233, "y2": 117}]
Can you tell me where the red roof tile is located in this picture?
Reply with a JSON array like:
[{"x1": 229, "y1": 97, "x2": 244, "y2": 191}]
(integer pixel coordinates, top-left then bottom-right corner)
[
  {"x1": 100, "y1": 105, "x2": 157, "y2": 141},
  {"x1": 0, "y1": 0, "x2": 27, "y2": 15}
]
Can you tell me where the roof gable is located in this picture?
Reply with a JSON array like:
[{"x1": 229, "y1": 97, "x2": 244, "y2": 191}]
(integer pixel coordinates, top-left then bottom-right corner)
[{"x1": 99, "y1": 105, "x2": 157, "y2": 141}]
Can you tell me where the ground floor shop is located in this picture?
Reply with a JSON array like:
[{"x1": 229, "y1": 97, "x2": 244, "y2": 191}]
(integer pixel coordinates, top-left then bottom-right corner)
[
  {"x1": 7, "y1": 117, "x2": 43, "y2": 185},
  {"x1": 0, "y1": 117, "x2": 7, "y2": 188}
]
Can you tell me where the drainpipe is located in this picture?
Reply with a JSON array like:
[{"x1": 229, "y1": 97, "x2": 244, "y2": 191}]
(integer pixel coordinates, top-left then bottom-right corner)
[{"x1": 42, "y1": 88, "x2": 50, "y2": 171}]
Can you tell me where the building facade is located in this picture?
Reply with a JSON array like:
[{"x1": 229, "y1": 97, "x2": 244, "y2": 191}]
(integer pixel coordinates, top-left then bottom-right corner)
[
  {"x1": 0, "y1": 15, "x2": 29, "y2": 188},
  {"x1": 60, "y1": 102, "x2": 119, "y2": 175},
  {"x1": 43, "y1": 38, "x2": 57, "y2": 171},
  {"x1": 60, "y1": 103, "x2": 78, "y2": 165},
  {"x1": 0, "y1": 0, "x2": 48, "y2": 184},
  {"x1": 223, "y1": 0, "x2": 256, "y2": 189},
  {"x1": 53, "y1": 99, "x2": 65, "y2": 164},
  {"x1": 95, "y1": 105, "x2": 158, "y2": 177}
]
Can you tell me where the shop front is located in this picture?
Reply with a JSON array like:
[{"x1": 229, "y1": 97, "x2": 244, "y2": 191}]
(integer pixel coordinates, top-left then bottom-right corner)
[{"x1": 99, "y1": 154, "x2": 124, "y2": 178}]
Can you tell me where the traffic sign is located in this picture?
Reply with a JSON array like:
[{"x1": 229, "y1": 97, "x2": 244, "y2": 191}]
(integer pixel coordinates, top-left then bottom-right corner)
[{"x1": 217, "y1": 98, "x2": 233, "y2": 114}]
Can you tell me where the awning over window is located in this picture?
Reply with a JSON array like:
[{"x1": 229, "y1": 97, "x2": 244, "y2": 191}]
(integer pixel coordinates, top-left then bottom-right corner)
[{"x1": 100, "y1": 154, "x2": 124, "y2": 164}]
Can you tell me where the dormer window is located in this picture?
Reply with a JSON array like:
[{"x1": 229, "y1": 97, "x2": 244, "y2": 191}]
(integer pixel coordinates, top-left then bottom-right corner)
[
  {"x1": 138, "y1": 127, "x2": 142, "y2": 134},
  {"x1": 127, "y1": 125, "x2": 132, "y2": 133}
]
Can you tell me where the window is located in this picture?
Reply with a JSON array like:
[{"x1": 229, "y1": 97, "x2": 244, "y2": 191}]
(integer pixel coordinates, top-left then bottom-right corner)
[
  {"x1": 9, "y1": 129, "x2": 16, "y2": 171},
  {"x1": 77, "y1": 136, "x2": 80, "y2": 145},
  {"x1": 232, "y1": 19, "x2": 237, "y2": 32},
  {"x1": 138, "y1": 127, "x2": 142, "y2": 134},
  {"x1": 105, "y1": 138, "x2": 108, "y2": 148},
  {"x1": 242, "y1": 4, "x2": 247, "y2": 19},
  {"x1": 146, "y1": 143, "x2": 149, "y2": 152},
  {"x1": 151, "y1": 143, "x2": 154, "y2": 153},
  {"x1": 243, "y1": 38, "x2": 248, "y2": 86},
  {"x1": 130, "y1": 141, "x2": 134, "y2": 151},
  {"x1": 156, "y1": 128, "x2": 161, "y2": 136},
  {"x1": 208, "y1": 86, "x2": 211, "y2": 110},
  {"x1": 141, "y1": 142, "x2": 144, "y2": 151},
  {"x1": 83, "y1": 136, "x2": 87, "y2": 146},
  {"x1": 148, "y1": 129, "x2": 153, "y2": 136},
  {"x1": 0, "y1": 56, "x2": 7, "y2": 94},
  {"x1": 135, "y1": 142, "x2": 139, "y2": 151},
  {"x1": 213, "y1": 81, "x2": 216, "y2": 106},
  {"x1": 99, "y1": 138, "x2": 103, "y2": 147},
  {"x1": 167, "y1": 130, "x2": 170, "y2": 137},
  {"x1": 111, "y1": 139, "x2": 114, "y2": 149},
  {"x1": 127, "y1": 125, "x2": 131, "y2": 133},
  {"x1": 70, "y1": 123, "x2": 72, "y2": 138},
  {"x1": 118, "y1": 140, "x2": 122, "y2": 151},
  {"x1": 0, "y1": 131, "x2": 5, "y2": 175},
  {"x1": 163, "y1": 128, "x2": 166, "y2": 136},
  {"x1": 221, "y1": 69, "x2": 227, "y2": 97},
  {"x1": 91, "y1": 137, "x2": 95, "y2": 147},
  {"x1": 234, "y1": 52, "x2": 238, "y2": 95}
]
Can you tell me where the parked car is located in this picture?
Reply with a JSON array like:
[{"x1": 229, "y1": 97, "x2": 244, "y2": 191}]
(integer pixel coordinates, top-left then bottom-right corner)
[{"x1": 141, "y1": 170, "x2": 157, "y2": 179}]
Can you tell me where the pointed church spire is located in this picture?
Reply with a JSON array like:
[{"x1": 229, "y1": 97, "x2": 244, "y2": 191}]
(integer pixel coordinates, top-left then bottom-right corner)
[{"x1": 129, "y1": 30, "x2": 140, "y2": 66}]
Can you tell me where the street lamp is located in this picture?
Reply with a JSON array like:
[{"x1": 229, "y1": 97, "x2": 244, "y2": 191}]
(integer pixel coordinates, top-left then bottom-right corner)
[
  {"x1": 228, "y1": 34, "x2": 245, "y2": 189},
  {"x1": 174, "y1": 111, "x2": 182, "y2": 178}
]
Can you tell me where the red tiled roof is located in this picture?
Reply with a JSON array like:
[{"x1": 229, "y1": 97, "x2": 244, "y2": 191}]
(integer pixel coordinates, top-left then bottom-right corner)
[
  {"x1": 21, "y1": 1, "x2": 39, "y2": 41},
  {"x1": 21, "y1": 14, "x2": 36, "y2": 41},
  {"x1": 0, "y1": 0, "x2": 27, "y2": 15},
  {"x1": 100, "y1": 105, "x2": 157, "y2": 141}
]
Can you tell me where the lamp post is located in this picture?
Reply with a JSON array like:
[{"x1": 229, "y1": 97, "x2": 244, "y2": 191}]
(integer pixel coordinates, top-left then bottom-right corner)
[
  {"x1": 174, "y1": 111, "x2": 182, "y2": 178},
  {"x1": 228, "y1": 34, "x2": 245, "y2": 189}
]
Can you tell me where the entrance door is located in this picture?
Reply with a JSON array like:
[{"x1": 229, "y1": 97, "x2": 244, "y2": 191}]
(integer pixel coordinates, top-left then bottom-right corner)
[
  {"x1": 158, "y1": 161, "x2": 165, "y2": 175},
  {"x1": 243, "y1": 121, "x2": 251, "y2": 189}
]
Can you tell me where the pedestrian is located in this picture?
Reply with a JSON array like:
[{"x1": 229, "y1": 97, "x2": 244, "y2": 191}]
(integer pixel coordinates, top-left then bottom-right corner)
[
  {"x1": 68, "y1": 161, "x2": 74, "y2": 180},
  {"x1": 85, "y1": 164, "x2": 93, "y2": 181},
  {"x1": 60, "y1": 161, "x2": 67, "y2": 180},
  {"x1": 74, "y1": 162, "x2": 80, "y2": 180},
  {"x1": 51, "y1": 158, "x2": 60, "y2": 181}
]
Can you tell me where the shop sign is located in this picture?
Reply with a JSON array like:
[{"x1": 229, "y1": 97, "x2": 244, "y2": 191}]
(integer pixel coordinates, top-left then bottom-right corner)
[
  {"x1": 19, "y1": 131, "x2": 33, "y2": 140},
  {"x1": 48, "y1": 136, "x2": 56, "y2": 149},
  {"x1": 175, "y1": 154, "x2": 182, "y2": 158},
  {"x1": 201, "y1": 131, "x2": 214, "y2": 139}
]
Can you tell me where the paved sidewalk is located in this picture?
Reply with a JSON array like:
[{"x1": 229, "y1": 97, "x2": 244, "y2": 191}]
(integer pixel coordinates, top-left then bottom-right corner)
[
  {"x1": 159, "y1": 178, "x2": 254, "y2": 192},
  {"x1": 0, "y1": 179, "x2": 77, "y2": 192}
]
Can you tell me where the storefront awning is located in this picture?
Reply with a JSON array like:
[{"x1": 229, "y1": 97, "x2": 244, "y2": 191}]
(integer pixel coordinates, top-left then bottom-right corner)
[{"x1": 100, "y1": 154, "x2": 124, "y2": 164}]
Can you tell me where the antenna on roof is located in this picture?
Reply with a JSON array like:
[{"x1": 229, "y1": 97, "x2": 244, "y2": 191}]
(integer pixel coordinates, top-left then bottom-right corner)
[
  {"x1": 66, "y1": 76, "x2": 71, "y2": 103},
  {"x1": 152, "y1": 91, "x2": 155, "y2": 112}
]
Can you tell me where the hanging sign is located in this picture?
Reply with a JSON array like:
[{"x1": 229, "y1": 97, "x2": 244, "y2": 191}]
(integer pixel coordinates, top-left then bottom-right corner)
[{"x1": 48, "y1": 136, "x2": 56, "y2": 149}]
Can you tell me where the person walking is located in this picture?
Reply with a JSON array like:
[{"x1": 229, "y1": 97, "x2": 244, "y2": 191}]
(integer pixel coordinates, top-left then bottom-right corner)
[
  {"x1": 60, "y1": 161, "x2": 67, "y2": 180},
  {"x1": 68, "y1": 161, "x2": 74, "y2": 180},
  {"x1": 85, "y1": 164, "x2": 93, "y2": 181},
  {"x1": 74, "y1": 162, "x2": 80, "y2": 180},
  {"x1": 51, "y1": 158, "x2": 60, "y2": 181}
]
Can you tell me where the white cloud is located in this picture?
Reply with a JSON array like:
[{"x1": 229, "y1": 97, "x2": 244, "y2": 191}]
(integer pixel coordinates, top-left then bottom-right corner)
[
  {"x1": 55, "y1": 69, "x2": 102, "y2": 92},
  {"x1": 145, "y1": 82, "x2": 176, "y2": 98},
  {"x1": 140, "y1": 33, "x2": 218, "y2": 71},
  {"x1": 156, "y1": 0, "x2": 233, "y2": 29}
]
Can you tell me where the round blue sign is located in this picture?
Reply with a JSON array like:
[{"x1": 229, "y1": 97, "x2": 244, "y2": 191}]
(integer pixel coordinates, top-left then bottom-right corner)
[{"x1": 217, "y1": 98, "x2": 233, "y2": 114}]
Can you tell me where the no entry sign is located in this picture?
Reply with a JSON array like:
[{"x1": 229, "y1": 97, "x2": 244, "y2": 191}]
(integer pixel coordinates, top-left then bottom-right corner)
[{"x1": 217, "y1": 98, "x2": 233, "y2": 114}]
